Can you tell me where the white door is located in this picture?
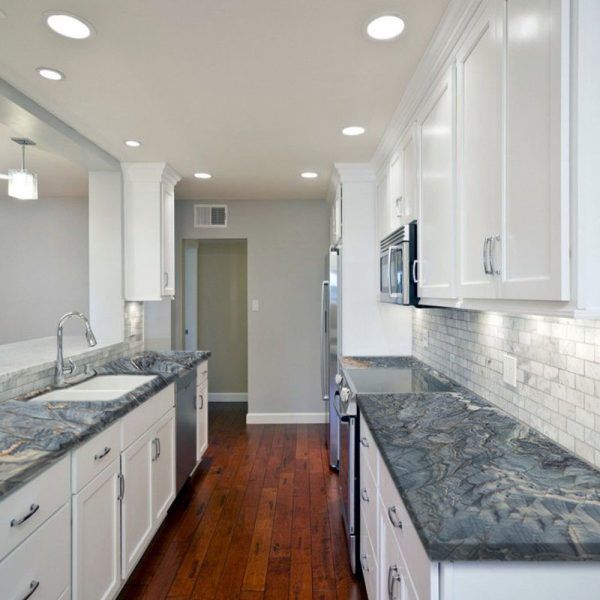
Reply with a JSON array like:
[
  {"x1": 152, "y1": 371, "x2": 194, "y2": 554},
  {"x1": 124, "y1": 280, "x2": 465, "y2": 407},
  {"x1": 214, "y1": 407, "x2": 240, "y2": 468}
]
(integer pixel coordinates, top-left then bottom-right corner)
[
  {"x1": 417, "y1": 66, "x2": 457, "y2": 299},
  {"x1": 72, "y1": 459, "x2": 120, "y2": 600},
  {"x1": 401, "y1": 125, "x2": 419, "y2": 223},
  {"x1": 161, "y1": 183, "x2": 175, "y2": 297},
  {"x1": 152, "y1": 409, "x2": 176, "y2": 524},
  {"x1": 456, "y1": 0, "x2": 504, "y2": 299},
  {"x1": 184, "y1": 243, "x2": 198, "y2": 351},
  {"x1": 121, "y1": 429, "x2": 153, "y2": 578},
  {"x1": 196, "y1": 374, "x2": 208, "y2": 461},
  {"x1": 501, "y1": 0, "x2": 569, "y2": 300}
]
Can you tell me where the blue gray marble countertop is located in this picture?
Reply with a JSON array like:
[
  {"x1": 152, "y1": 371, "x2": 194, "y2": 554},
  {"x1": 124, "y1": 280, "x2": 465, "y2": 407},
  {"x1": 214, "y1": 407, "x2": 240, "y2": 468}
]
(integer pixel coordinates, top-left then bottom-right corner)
[
  {"x1": 0, "y1": 350, "x2": 210, "y2": 501},
  {"x1": 344, "y1": 356, "x2": 600, "y2": 561}
]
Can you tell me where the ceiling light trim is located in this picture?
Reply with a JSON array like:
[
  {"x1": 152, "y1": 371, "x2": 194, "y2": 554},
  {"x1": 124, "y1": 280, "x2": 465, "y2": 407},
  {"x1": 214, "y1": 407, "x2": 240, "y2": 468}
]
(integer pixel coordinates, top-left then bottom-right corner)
[
  {"x1": 364, "y1": 13, "x2": 406, "y2": 42},
  {"x1": 44, "y1": 11, "x2": 96, "y2": 39},
  {"x1": 37, "y1": 67, "x2": 65, "y2": 81}
]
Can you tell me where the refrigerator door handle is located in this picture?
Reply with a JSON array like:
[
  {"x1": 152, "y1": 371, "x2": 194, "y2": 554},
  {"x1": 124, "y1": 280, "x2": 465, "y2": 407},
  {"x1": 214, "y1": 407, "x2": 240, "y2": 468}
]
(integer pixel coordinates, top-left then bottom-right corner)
[{"x1": 321, "y1": 280, "x2": 330, "y2": 401}]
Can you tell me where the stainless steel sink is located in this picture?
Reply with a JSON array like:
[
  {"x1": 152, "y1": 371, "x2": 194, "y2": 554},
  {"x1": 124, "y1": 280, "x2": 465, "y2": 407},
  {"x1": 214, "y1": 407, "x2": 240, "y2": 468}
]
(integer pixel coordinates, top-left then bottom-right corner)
[{"x1": 31, "y1": 374, "x2": 156, "y2": 402}]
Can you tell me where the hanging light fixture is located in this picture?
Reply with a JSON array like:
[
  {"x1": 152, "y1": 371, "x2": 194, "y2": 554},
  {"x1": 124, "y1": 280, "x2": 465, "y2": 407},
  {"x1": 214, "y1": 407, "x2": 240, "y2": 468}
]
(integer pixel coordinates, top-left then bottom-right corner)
[{"x1": 8, "y1": 138, "x2": 38, "y2": 200}]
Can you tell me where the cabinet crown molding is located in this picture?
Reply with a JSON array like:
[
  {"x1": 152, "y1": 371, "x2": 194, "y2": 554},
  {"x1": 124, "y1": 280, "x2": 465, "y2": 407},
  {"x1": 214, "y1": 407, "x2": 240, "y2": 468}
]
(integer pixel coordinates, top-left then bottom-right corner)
[{"x1": 334, "y1": 162, "x2": 376, "y2": 183}]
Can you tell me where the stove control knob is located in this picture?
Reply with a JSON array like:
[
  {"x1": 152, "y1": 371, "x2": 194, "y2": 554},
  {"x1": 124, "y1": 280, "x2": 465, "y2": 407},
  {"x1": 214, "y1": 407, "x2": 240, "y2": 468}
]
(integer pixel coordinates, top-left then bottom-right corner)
[
  {"x1": 334, "y1": 373, "x2": 343, "y2": 386},
  {"x1": 340, "y1": 387, "x2": 351, "y2": 403}
]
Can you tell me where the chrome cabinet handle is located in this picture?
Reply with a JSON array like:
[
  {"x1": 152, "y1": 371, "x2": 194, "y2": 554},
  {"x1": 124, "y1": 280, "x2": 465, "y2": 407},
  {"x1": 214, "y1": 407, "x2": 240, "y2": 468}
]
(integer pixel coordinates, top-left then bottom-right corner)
[
  {"x1": 359, "y1": 437, "x2": 369, "y2": 448},
  {"x1": 360, "y1": 488, "x2": 370, "y2": 502},
  {"x1": 20, "y1": 580, "x2": 40, "y2": 600},
  {"x1": 412, "y1": 259, "x2": 419, "y2": 284},
  {"x1": 10, "y1": 504, "x2": 40, "y2": 527},
  {"x1": 151, "y1": 438, "x2": 158, "y2": 461},
  {"x1": 388, "y1": 506, "x2": 403, "y2": 529},
  {"x1": 164, "y1": 272, "x2": 169, "y2": 287},
  {"x1": 483, "y1": 237, "x2": 492, "y2": 275},
  {"x1": 388, "y1": 565, "x2": 402, "y2": 600},
  {"x1": 491, "y1": 235, "x2": 501, "y2": 275},
  {"x1": 94, "y1": 446, "x2": 111, "y2": 461},
  {"x1": 360, "y1": 554, "x2": 370, "y2": 573},
  {"x1": 156, "y1": 437, "x2": 161, "y2": 459},
  {"x1": 199, "y1": 394, "x2": 204, "y2": 409},
  {"x1": 117, "y1": 473, "x2": 125, "y2": 501}
]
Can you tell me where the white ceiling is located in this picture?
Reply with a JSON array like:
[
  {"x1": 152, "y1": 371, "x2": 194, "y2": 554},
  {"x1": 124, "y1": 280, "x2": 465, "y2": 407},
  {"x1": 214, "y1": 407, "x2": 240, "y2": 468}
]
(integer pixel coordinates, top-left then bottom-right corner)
[
  {"x1": 0, "y1": 0, "x2": 449, "y2": 201},
  {"x1": 0, "y1": 121, "x2": 87, "y2": 198}
]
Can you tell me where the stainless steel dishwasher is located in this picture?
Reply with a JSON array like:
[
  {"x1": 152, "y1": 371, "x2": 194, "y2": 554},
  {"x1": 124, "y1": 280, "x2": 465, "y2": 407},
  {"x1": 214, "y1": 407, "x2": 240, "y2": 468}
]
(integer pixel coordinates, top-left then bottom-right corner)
[{"x1": 176, "y1": 369, "x2": 197, "y2": 491}]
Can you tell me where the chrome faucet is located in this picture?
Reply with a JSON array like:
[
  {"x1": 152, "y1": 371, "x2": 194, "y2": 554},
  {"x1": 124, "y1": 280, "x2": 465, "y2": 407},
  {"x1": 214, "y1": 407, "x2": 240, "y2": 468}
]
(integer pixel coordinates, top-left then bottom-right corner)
[{"x1": 55, "y1": 311, "x2": 98, "y2": 387}]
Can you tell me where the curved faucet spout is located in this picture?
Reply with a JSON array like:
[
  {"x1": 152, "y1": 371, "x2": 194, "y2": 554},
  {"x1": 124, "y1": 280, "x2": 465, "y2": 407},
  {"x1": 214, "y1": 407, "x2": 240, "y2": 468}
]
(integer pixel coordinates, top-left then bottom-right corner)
[{"x1": 55, "y1": 311, "x2": 98, "y2": 387}]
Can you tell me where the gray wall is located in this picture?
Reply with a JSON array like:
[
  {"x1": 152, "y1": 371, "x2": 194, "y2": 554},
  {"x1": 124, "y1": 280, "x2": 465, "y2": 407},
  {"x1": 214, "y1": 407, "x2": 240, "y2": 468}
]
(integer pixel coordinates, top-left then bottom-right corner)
[
  {"x1": 175, "y1": 199, "x2": 329, "y2": 418},
  {"x1": 0, "y1": 196, "x2": 89, "y2": 344}
]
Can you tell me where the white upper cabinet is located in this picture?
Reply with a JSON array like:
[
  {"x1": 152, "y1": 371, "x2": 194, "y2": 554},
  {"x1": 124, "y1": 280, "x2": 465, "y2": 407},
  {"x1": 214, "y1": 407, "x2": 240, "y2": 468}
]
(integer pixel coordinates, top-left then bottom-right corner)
[
  {"x1": 456, "y1": 0, "x2": 504, "y2": 299},
  {"x1": 502, "y1": 0, "x2": 569, "y2": 301},
  {"x1": 123, "y1": 163, "x2": 181, "y2": 301},
  {"x1": 417, "y1": 66, "x2": 456, "y2": 299},
  {"x1": 400, "y1": 125, "x2": 419, "y2": 224}
]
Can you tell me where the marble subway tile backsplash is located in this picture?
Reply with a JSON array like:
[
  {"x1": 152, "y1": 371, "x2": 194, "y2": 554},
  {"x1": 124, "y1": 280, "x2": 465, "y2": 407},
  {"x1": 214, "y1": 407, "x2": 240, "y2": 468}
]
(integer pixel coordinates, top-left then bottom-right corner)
[
  {"x1": 413, "y1": 308, "x2": 600, "y2": 467},
  {"x1": 0, "y1": 301, "x2": 144, "y2": 402}
]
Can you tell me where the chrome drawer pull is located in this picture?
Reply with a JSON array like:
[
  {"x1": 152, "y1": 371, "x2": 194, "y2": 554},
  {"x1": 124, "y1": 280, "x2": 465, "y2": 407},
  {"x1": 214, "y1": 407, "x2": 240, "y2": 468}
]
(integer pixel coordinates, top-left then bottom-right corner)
[
  {"x1": 360, "y1": 488, "x2": 370, "y2": 502},
  {"x1": 388, "y1": 506, "x2": 403, "y2": 529},
  {"x1": 117, "y1": 473, "x2": 125, "y2": 501},
  {"x1": 94, "y1": 446, "x2": 111, "y2": 461},
  {"x1": 21, "y1": 580, "x2": 40, "y2": 600},
  {"x1": 10, "y1": 504, "x2": 40, "y2": 527},
  {"x1": 199, "y1": 394, "x2": 204, "y2": 409},
  {"x1": 157, "y1": 437, "x2": 161, "y2": 459},
  {"x1": 388, "y1": 565, "x2": 402, "y2": 600},
  {"x1": 359, "y1": 437, "x2": 369, "y2": 448},
  {"x1": 360, "y1": 554, "x2": 370, "y2": 573}
]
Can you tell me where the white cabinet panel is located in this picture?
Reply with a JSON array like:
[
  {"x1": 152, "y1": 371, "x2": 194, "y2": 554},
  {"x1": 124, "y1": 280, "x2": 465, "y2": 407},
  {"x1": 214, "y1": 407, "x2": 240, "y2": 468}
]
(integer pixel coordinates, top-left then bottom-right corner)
[
  {"x1": 0, "y1": 503, "x2": 70, "y2": 600},
  {"x1": 502, "y1": 0, "x2": 569, "y2": 300},
  {"x1": 456, "y1": 0, "x2": 504, "y2": 299},
  {"x1": 417, "y1": 67, "x2": 456, "y2": 299},
  {"x1": 152, "y1": 409, "x2": 176, "y2": 524},
  {"x1": 72, "y1": 459, "x2": 120, "y2": 600},
  {"x1": 376, "y1": 168, "x2": 391, "y2": 241},
  {"x1": 401, "y1": 127, "x2": 419, "y2": 224},
  {"x1": 121, "y1": 428, "x2": 153, "y2": 578},
  {"x1": 161, "y1": 183, "x2": 175, "y2": 297},
  {"x1": 196, "y1": 369, "x2": 208, "y2": 461},
  {"x1": 359, "y1": 509, "x2": 378, "y2": 600}
]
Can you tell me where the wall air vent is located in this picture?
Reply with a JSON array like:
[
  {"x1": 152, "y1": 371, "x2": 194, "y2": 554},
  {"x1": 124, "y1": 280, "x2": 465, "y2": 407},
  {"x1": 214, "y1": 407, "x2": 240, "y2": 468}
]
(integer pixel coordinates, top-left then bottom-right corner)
[{"x1": 194, "y1": 204, "x2": 228, "y2": 228}]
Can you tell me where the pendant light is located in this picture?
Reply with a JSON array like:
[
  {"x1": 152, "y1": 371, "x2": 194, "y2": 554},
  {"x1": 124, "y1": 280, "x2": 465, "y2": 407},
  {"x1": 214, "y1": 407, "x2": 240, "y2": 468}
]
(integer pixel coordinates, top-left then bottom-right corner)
[{"x1": 8, "y1": 138, "x2": 38, "y2": 200}]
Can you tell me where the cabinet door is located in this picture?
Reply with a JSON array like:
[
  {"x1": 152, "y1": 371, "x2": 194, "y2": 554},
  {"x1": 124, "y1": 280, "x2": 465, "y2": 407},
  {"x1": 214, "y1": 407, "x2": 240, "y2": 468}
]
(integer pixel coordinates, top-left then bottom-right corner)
[
  {"x1": 456, "y1": 0, "x2": 504, "y2": 299},
  {"x1": 388, "y1": 152, "x2": 402, "y2": 231},
  {"x1": 72, "y1": 459, "x2": 120, "y2": 600},
  {"x1": 417, "y1": 67, "x2": 457, "y2": 299},
  {"x1": 401, "y1": 125, "x2": 419, "y2": 223},
  {"x1": 501, "y1": 0, "x2": 568, "y2": 300},
  {"x1": 121, "y1": 428, "x2": 153, "y2": 578},
  {"x1": 376, "y1": 167, "x2": 391, "y2": 241},
  {"x1": 152, "y1": 409, "x2": 176, "y2": 524},
  {"x1": 161, "y1": 182, "x2": 175, "y2": 297},
  {"x1": 196, "y1": 375, "x2": 208, "y2": 461}
]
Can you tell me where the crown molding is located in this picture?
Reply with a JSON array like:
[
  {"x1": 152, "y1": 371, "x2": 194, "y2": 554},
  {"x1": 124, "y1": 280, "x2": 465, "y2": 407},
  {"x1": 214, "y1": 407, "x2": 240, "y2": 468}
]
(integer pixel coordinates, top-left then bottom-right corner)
[
  {"x1": 334, "y1": 162, "x2": 376, "y2": 183},
  {"x1": 121, "y1": 162, "x2": 181, "y2": 186}
]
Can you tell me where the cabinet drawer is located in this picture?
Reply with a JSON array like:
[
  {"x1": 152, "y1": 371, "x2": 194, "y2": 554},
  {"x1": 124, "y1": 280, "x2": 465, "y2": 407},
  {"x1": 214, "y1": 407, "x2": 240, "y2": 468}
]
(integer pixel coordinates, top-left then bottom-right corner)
[
  {"x1": 359, "y1": 509, "x2": 378, "y2": 600},
  {"x1": 359, "y1": 453, "x2": 378, "y2": 549},
  {"x1": 122, "y1": 384, "x2": 175, "y2": 449},
  {"x1": 359, "y1": 414, "x2": 378, "y2": 485},
  {"x1": 0, "y1": 455, "x2": 70, "y2": 561},
  {"x1": 72, "y1": 421, "x2": 122, "y2": 493},
  {"x1": 0, "y1": 502, "x2": 70, "y2": 600},
  {"x1": 380, "y1": 461, "x2": 432, "y2": 600}
]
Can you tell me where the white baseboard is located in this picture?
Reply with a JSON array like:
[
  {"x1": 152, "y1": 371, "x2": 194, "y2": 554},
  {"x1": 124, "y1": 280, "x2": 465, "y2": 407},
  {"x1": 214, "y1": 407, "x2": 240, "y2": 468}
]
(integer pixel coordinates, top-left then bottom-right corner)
[
  {"x1": 208, "y1": 393, "x2": 248, "y2": 403},
  {"x1": 246, "y1": 412, "x2": 327, "y2": 424}
]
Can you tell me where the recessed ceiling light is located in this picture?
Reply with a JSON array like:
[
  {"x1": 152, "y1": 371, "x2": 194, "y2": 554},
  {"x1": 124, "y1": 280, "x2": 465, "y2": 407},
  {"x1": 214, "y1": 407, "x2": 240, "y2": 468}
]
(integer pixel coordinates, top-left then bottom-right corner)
[
  {"x1": 366, "y1": 15, "x2": 405, "y2": 41},
  {"x1": 342, "y1": 126, "x2": 365, "y2": 137},
  {"x1": 36, "y1": 67, "x2": 65, "y2": 81},
  {"x1": 124, "y1": 140, "x2": 141, "y2": 148},
  {"x1": 45, "y1": 12, "x2": 94, "y2": 39},
  {"x1": 300, "y1": 172, "x2": 319, "y2": 179},
  {"x1": 194, "y1": 172, "x2": 212, "y2": 179}
]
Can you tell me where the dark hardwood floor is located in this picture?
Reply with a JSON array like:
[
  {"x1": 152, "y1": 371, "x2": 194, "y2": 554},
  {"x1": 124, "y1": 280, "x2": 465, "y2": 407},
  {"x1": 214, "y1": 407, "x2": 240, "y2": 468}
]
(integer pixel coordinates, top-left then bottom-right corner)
[{"x1": 118, "y1": 402, "x2": 367, "y2": 600}]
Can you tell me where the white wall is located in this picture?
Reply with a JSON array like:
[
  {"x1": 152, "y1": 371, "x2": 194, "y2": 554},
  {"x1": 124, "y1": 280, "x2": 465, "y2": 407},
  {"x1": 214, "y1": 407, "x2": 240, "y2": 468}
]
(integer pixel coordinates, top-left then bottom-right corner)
[
  {"x1": 0, "y1": 196, "x2": 89, "y2": 344},
  {"x1": 175, "y1": 199, "x2": 329, "y2": 421}
]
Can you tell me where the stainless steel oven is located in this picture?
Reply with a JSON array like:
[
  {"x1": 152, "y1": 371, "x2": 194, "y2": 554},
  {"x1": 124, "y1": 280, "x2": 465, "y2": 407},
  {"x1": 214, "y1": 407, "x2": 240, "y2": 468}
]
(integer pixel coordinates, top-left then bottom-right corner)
[
  {"x1": 335, "y1": 375, "x2": 358, "y2": 573},
  {"x1": 380, "y1": 220, "x2": 418, "y2": 305}
]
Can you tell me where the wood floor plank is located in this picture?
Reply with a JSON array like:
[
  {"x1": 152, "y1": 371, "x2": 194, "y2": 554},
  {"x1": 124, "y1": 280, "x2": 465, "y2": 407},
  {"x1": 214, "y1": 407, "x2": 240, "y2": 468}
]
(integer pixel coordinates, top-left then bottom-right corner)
[{"x1": 118, "y1": 403, "x2": 366, "y2": 600}]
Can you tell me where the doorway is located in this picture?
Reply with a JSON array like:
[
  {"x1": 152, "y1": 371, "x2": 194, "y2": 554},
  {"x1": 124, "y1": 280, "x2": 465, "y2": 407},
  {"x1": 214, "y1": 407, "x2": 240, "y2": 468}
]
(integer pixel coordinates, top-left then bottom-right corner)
[{"x1": 183, "y1": 239, "x2": 248, "y2": 406}]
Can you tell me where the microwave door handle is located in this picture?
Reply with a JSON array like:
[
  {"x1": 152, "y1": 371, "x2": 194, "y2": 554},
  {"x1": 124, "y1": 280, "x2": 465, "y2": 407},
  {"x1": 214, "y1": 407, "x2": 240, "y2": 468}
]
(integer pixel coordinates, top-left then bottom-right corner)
[
  {"x1": 321, "y1": 281, "x2": 329, "y2": 401},
  {"x1": 387, "y1": 247, "x2": 393, "y2": 298},
  {"x1": 402, "y1": 244, "x2": 410, "y2": 304}
]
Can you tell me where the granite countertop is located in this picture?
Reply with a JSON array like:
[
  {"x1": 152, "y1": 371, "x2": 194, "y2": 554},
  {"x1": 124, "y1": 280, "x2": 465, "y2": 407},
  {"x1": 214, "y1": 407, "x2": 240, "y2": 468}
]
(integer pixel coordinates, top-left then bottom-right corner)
[
  {"x1": 344, "y1": 356, "x2": 600, "y2": 561},
  {"x1": 0, "y1": 350, "x2": 210, "y2": 501}
]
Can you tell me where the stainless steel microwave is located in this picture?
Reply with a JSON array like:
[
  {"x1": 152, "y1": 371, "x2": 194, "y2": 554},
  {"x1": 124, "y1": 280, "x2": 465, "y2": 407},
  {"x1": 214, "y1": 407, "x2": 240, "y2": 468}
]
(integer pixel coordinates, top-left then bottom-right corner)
[{"x1": 380, "y1": 221, "x2": 418, "y2": 305}]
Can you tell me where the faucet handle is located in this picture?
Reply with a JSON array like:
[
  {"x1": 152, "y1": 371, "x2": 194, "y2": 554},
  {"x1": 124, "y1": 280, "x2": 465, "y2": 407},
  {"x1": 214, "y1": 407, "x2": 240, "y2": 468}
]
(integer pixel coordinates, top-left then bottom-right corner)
[{"x1": 65, "y1": 358, "x2": 76, "y2": 376}]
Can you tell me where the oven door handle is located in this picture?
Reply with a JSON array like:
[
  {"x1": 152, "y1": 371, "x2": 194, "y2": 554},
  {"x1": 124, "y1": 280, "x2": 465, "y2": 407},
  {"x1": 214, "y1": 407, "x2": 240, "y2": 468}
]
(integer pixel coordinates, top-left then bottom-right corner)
[{"x1": 320, "y1": 280, "x2": 329, "y2": 402}]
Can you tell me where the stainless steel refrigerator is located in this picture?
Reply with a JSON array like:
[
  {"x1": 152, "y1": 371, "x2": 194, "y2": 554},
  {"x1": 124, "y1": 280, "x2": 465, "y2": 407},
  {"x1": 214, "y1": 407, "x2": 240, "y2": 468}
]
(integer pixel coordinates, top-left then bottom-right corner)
[{"x1": 321, "y1": 246, "x2": 340, "y2": 470}]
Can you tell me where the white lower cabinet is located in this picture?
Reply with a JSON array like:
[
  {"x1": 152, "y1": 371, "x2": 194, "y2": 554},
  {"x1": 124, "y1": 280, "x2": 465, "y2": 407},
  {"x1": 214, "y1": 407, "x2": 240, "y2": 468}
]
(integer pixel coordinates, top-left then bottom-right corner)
[
  {"x1": 151, "y1": 409, "x2": 176, "y2": 524},
  {"x1": 72, "y1": 458, "x2": 121, "y2": 600},
  {"x1": 196, "y1": 364, "x2": 208, "y2": 461},
  {"x1": 0, "y1": 503, "x2": 70, "y2": 600}
]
